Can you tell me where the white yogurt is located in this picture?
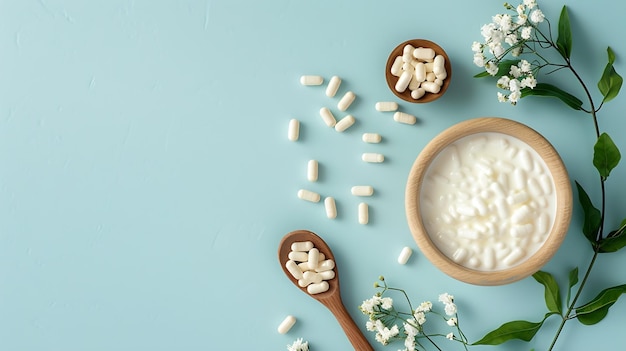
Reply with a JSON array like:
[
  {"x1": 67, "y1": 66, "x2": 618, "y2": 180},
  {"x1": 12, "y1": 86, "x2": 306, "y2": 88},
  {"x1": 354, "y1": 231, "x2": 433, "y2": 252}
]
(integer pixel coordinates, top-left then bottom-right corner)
[{"x1": 419, "y1": 132, "x2": 556, "y2": 271}]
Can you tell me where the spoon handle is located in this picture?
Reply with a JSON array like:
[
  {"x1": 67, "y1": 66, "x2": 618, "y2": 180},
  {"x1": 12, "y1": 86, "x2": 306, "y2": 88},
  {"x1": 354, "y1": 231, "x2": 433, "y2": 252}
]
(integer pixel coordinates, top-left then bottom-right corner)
[{"x1": 325, "y1": 294, "x2": 374, "y2": 351}]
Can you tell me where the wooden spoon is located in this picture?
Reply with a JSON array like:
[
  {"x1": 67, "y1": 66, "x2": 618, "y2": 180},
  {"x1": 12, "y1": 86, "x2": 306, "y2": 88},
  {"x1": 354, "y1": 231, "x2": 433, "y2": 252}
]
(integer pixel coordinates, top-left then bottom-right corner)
[{"x1": 278, "y1": 229, "x2": 373, "y2": 351}]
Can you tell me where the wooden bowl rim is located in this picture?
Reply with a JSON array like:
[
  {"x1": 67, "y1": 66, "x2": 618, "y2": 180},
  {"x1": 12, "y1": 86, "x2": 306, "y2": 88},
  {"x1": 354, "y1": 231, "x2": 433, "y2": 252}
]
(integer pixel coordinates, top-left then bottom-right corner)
[
  {"x1": 385, "y1": 39, "x2": 452, "y2": 103},
  {"x1": 405, "y1": 117, "x2": 573, "y2": 285}
]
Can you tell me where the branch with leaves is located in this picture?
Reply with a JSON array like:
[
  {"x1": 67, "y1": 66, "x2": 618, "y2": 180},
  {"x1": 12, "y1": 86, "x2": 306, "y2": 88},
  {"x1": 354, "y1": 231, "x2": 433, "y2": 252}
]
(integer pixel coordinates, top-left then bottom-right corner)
[{"x1": 472, "y1": 1, "x2": 624, "y2": 350}]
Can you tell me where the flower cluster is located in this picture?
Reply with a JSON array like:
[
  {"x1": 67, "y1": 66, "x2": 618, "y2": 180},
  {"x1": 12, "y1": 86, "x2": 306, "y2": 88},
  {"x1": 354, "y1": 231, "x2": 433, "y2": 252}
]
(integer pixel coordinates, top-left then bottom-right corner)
[
  {"x1": 286, "y1": 338, "x2": 309, "y2": 351},
  {"x1": 359, "y1": 276, "x2": 468, "y2": 351},
  {"x1": 472, "y1": 0, "x2": 545, "y2": 104}
]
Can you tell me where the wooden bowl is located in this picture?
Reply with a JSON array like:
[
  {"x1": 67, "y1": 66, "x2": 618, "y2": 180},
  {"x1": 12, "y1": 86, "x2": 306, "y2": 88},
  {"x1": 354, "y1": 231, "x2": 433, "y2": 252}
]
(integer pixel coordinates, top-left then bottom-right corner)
[
  {"x1": 385, "y1": 39, "x2": 452, "y2": 103},
  {"x1": 405, "y1": 117, "x2": 572, "y2": 285}
]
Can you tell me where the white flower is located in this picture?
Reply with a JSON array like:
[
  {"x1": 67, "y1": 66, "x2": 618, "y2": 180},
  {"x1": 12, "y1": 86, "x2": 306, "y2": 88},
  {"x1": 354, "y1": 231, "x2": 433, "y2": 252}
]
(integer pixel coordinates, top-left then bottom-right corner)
[
  {"x1": 509, "y1": 65, "x2": 522, "y2": 78},
  {"x1": 446, "y1": 332, "x2": 454, "y2": 340},
  {"x1": 447, "y1": 317, "x2": 458, "y2": 326},
  {"x1": 497, "y1": 75, "x2": 511, "y2": 89},
  {"x1": 381, "y1": 297, "x2": 393, "y2": 310},
  {"x1": 497, "y1": 92, "x2": 508, "y2": 102},
  {"x1": 512, "y1": 46, "x2": 522, "y2": 56},
  {"x1": 444, "y1": 302, "x2": 457, "y2": 316},
  {"x1": 404, "y1": 319, "x2": 419, "y2": 336},
  {"x1": 509, "y1": 78, "x2": 521, "y2": 92},
  {"x1": 416, "y1": 301, "x2": 432, "y2": 313},
  {"x1": 530, "y1": 9, "x2": 545, "y2": 23},
  {"x1": 485, "y1": 61, "x2": 498, "y2": 76},
  {"x1": 516, "y1": 4, "x2": 525, "y2": 16},
  {"x1": 287, "y1": 338, "x2": 309, "y2": 351},
  {"x1": 481, "y1": 23, "x2": 496, "y2": 40},
  {"x1": 474, "y1": 52, "x2": 486, "y2": 67},
  {"x1": 521, "y1": 26, "x2": 532, "y2": 39},
  {"x1": 500, "y1": 14, "x2": 513, "y2": 32},
  {"x1": 519, "y1": 59, "x2": 531, "y2": 73},
  {"x1": 490, "y1": 42, "x2": 505, "y2": 58},
  {"x1": 521, "y1": 76, "x2": 537, "y2": 89},
  {"x1": 524, "y1": 0, "x2": 537, "y2": 9},
  {"x1": 509, "y1": 90, "x2": 522, "y2": 104},
  {"x1": 505, "y1": 33, "x2": 518, "y2": 46},
  {"x1": 517, "y1": 13, "x2": 528, "y2": 25},
  {"x1": 438, "y1": 293, "x2": 454, "y2": 304},
  {"x1": 404, "y1": 335, "x2": 417, "y2": 351},
  {"x1": 366, "y1": 320, "x2": 377, "y2": 331},
  {"x1": 414, "y1": 311, "x2": 427, "y2": 325},
  {"x1": 360, "y1": 298, "x2": 377, "y2": 313},
  {"x1": 373, "y1": 320, "x2": 399, "y2": 345},
  {"x1": 471, "y1": 41, "x2": 482, "y2": 53}
]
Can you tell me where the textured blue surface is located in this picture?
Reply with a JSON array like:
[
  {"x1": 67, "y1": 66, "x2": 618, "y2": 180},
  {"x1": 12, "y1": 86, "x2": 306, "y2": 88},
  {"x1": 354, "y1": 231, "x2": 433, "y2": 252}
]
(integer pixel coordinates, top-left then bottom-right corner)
[{"x1": 2, "y1": 1, "x2": 626, "y2": 350}]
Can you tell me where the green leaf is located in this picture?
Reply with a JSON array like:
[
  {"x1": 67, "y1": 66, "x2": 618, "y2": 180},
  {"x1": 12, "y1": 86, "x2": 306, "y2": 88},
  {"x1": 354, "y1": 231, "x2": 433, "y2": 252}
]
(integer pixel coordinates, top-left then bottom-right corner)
[
  {"x1": 593, "y1": 133, "x2": 621, "y2": 179},
  {"x1": 575, "y1": 181, "x2": 602, "y2": 244},
  {"x1": 576, "y1": 285, "x2": 626, "y2": 325},
  {"x1": 521, "y1": 83, "x2": 583, "y2": 110},
  {"x1": 474, "y1": 59, "x2": 520, "y2": 78},
  {"x1": 472, "y1": 316, "x2": 549, "y2": 345},
  {"x1": 567, "y1": 267, "x2": 579, "y2": 306},
  {"x1": 533, "y1": 271, "x2": 562, "y2": 315},
  {"x1": 598, "y1": 232, "x2": 626, "y2": 253},
  {"x1": 598, "y1": 47, "x2": 623, "y2": 103},
  {"x1": 556, "y1": 6, "x2": 572, "y2": 59}
]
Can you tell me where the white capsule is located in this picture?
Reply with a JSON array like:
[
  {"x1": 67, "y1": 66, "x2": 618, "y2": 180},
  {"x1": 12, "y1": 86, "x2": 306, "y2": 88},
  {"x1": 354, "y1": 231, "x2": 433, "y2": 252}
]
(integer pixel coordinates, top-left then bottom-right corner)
[
  {"x1": 288, "y1": 119, "x2": 300, "y2": 141},
  {"x1": 277, "y1": 315, "x2": 296, "y2": 334},
  {"x1": 307, "y1": 248, "x2": 319, "y2": 270},
  {"x1": 512, "y1": 168, "x2": 527, "y2": 190},
  {"x1": 413, "y1": 47, "x2": 436, "y2": 60},
  {"x1": 495, "y1": 197, "x2": 509, "y2": 220},
  {"x1": 334, "y1": 114, "x2": 355, "y2": 132},
  {"x1": 298, "y1": 189, "x2": 321, "y2": 203},
  {"x1": 397, "y1": 246, "x2": 413, "y2": 265},
  {"x1": 503, "y1": 247, "x2": 526, "y2": 266},
  {"x1": 433, "y1": 55, "x2": 446, "y2": 74},
  {"x1": 511, "y1": 223, "x2": 534, "y2": 237},
  {"x1": 358, "y1": 202, "x2": 369, "y2": 224},
  {"x1": 452, "y1": 248, "x2": 468, "y2": 263},
  {"x1": 403, "y1": 44, "x2": 415, "y2": 55},
  {"x1": 414, "y1": 62, "x2": 426, "y2": 82},
  {"x1": 507, "y1": 191, "x2": 529, "y2": 205},
  {"x1": 425, "y1": 72, "x2": 437, "y2": 82},
  {"x1": 518, "y1": 149, "x2": 533, "y2": 171},
  {"x1": 421, "y1": 81, "x2": 441, "y2": 94},
  {"x1": 458, "y1": 227, "x2": 479, "y2": 239},
  {"x1": 324, "y1": 197, "x2": 337, "y2": 219},
  {"x1": 395, "y1": 71, "x2": 412, "y2": 93},
  {"x1": 435, "y1": 69, "x2": 448, "y2": 80},
  {"x1": 393, "y1": 111, "x2": 416, "y2": 125},
  {"x1": 325, "y1": 76, "x2": 342, "y2": 97},
  {"x1": 285, "y1": 260, "x2": 304, "y2": 280},
  {"x1": 456, "y1": 204, "x2": 477, "y2": 217},
  {"x1": 483, "y1": 247, "x2": 496, "y2": 270},
  {"x1": 537, "y1": 213, "x2": 550, "y2": 235},
  {"x1": 511, "y1": 205, "x2": 532, "y2": 224},
  {"x1": 307, "y1": 281, "x2": 329, "y2": 295},
  {"x1": 307, "y1": 160, "x2": 318, "y2": 182},
  {"x1": 351, "y1": 185, "x2": 374, "y2": 196},
  {"x1": 539, "y1": 174, "x2": 554, "y2": 195},
  {"x1": 528, "y1": 178, "x2": 543, "y2": 197},
  {"x1": 318, "y1": 270, "x2": 335, "y2": 280},
  {"x1": 337, "y1": 91, "x2": 356, "y2": 111},
  {"x1": 471, "y1": 197, "x2": 488, "y2": 216},
  {"x1": 315, "y1": 259, "x2": 335, "y2": 272},
  {"x1": 362, "y1": 133, "x2": 382, "y2": 143},
  {"x1": 411, "y1": 88, "x2": 426, "y2": 100},
  {"x1": 300, "y1": 75, "x2": 323, "y2": 86},
  {"x1": 291, "y1": 241, "x2": 314, "y2": 252},
  {"x1": 408, "y1": 75, "x2": 421, "y2": 91},
  {"x1": 390, "y1": 56, "x2": 403, "y2": 77},
  {"x1": 288, "y1": 251, "x2": 308, "y2": 262},
  {"x1": 319, "y1": 107, "x2": 336, "y2": 127},
  {"x1": 362, "y1": 152, "x2": 384, "y2": 163},
  {"x1": 375, "y1": 101, "x2": 398, "y2": 112}
]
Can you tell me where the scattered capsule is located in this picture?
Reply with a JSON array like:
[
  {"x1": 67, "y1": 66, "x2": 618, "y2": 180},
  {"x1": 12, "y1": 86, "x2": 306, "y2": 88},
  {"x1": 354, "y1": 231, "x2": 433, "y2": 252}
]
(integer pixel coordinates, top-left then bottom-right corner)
[
  {"x1": 351, "y1": 185, "x2": 374, "y2": 196},
  {"x1": 319, "y1": 107, "x2": 336, "y2": 127},
  {"x1": 362, "y1": 152, "x2": 384, "y2": 163},
  {"x1": 335, "y1": 114, "x2": 355, "y2": 132},
  {"x1": 288, "y1": 119, "x2": 300, "y2": 141},
  {"x1": 397, "y1": 247, "x2": 413, "y2": 265},
  {"x1": 307, "y1": 160, "x2": 318, "y2": 182},
  {"x1": 307, "y1": 281, "x2": 329, "y2": 295},
  {"x1": 362, "y1": 133, "x2": 382, "y2": 143},
  {"x1": 300, "y1": 75, "x2": 323, "y2": 86},
  {"x1": 395, "y1": 71, "x2": 412, "y2": 93},
  {"x1": 375, "y1": 101, "x2": 398, "y2": 112},
  {"x1": 325, "y1": 76, "x2": 341, "y2": 97},
  {"x1": 358, "y1": 202, "x2": 369, "y2": 224},
  {"x1": 393, "y1": 112, "x2": 416, "y2": 125},
  {"x1": 337, "y1": 91, "x2": 356, "y2": 111},
  {"x1": 297, "y1": 189, "x2": 321, "y2": 203},
  {"x1": 285, "y1": 260, "x2": 304, "y2": 280},
  {"x1": 324, "y1": 197, "x2": 337, "y2": 219},
  {"x1": 277, "y1": 315, "x2": 296, "y2": 334}
]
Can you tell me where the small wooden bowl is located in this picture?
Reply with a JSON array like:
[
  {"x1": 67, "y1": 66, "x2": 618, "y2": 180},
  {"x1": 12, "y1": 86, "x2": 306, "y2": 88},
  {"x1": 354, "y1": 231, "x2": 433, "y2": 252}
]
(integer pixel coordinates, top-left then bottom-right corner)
[
  {"x1": 405, "y1": 117, "x2": 572, "y2": 285},
  {"x1": 385, "y1": 39, "x2": 452, "y2": 103}
]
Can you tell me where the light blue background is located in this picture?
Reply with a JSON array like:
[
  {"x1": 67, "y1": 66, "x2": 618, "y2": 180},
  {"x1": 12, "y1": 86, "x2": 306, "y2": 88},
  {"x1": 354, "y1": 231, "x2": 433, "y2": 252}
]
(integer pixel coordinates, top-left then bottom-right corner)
[{"x1": 2, "y1": 1, "x2": 625, "y2": 350}]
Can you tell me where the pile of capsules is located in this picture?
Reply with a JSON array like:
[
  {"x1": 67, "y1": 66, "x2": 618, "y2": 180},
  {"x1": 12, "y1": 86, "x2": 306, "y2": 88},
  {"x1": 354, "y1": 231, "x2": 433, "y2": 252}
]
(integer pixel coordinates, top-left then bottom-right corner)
[{"x1": 389, "y1": 43, "x2": 448, "y2": 100}]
